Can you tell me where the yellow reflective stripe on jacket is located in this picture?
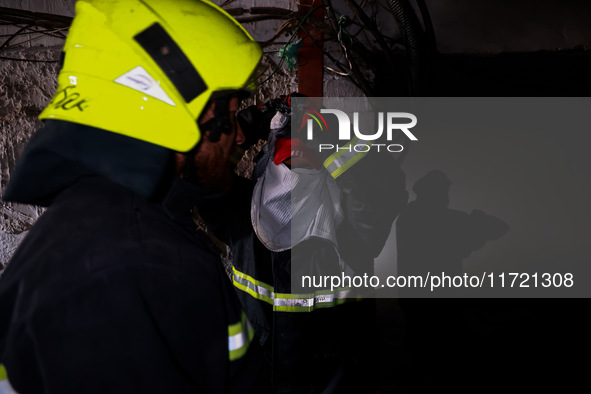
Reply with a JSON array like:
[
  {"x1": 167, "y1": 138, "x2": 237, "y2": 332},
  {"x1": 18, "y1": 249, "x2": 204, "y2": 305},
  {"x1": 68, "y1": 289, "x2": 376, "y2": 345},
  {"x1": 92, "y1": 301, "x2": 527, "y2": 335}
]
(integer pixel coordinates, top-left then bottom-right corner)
[
  {"x1": 273, "y1": 289, "x2": 356, "y2": 312},
  {"x1": 232, "y1": 267, "x2": 359, "y2": 312},
  {"x1": 232, "y1": 266, "x2": 274, "y2": 304},
  {"x1": 323, "y1": 137, "x2": 372, "y2": 179},
  {"x1": 0, "y1": 364, "x2": 18, "y2": 394},
  {"x1": 228, "y1": 312, "x2": 255, "y2": 361}
]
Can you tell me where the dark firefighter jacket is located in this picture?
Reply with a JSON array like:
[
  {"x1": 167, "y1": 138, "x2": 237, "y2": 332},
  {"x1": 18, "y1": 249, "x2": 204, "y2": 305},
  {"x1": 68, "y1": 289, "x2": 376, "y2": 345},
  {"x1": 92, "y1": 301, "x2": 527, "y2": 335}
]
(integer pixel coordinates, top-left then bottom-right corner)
[
  {"x1": 199, "y1": 135, "x2": 408, "y2": 393},
  {"x1": 0, "y1": 120, "x2": 269, "y2": 394}
]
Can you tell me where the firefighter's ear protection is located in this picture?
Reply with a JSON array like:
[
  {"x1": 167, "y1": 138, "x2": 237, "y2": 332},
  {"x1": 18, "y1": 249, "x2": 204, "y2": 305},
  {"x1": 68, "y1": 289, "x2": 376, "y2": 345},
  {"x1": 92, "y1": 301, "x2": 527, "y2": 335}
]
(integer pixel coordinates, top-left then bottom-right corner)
[{"x1": 39, "y1": 0, "x2": 262, "y2": 152}]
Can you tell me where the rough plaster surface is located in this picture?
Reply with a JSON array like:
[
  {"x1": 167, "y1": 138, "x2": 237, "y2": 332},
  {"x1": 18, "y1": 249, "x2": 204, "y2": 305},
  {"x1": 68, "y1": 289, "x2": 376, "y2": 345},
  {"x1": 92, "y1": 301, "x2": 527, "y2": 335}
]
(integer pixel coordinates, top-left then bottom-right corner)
[
  {"x1": 0, "y1": 47, "x2": 62, "y2": 268},
  {"x1": 217, "y1": 0, "x2": 299, "y2": 104}
]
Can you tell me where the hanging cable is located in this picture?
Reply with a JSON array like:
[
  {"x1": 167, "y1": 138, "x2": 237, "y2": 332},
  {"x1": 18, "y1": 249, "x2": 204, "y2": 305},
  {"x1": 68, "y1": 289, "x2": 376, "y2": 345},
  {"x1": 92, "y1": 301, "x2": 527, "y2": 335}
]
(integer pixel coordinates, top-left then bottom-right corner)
[
  {"x1": 258, "y1": 5, "x2": 323, "y2": 86},
  {"x1": 325, "y1": 14, "x2": 354, "y2": 77}
]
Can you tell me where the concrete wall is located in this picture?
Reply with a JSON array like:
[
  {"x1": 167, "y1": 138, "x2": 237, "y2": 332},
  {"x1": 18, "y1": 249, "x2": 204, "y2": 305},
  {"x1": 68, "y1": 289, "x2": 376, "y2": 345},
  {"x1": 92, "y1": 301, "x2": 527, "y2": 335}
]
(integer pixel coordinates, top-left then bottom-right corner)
[
  {"x1": 213, "y1": 0, "x2": 299, "y2": 104},
  {"x1": 0, "y1": 0, "x2": 72, "y2": 267},
  {"x1": 0, "y1": 46, "x2": 61, "y2": 267}
]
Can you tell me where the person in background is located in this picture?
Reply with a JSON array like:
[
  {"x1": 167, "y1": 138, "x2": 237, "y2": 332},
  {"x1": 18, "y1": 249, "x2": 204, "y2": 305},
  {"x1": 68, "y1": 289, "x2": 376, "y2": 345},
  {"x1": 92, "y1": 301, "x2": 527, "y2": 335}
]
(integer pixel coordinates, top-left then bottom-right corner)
[{"x1": 199, "y1": 93, "x2": 409, "y2": 393}]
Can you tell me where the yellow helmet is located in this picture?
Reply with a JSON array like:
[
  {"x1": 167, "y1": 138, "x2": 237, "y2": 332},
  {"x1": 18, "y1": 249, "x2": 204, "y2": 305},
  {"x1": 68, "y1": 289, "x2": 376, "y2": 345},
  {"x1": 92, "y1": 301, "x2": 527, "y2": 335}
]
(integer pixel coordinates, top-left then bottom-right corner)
[{"x1": 39, "y1": 0, "x2": 262, "y2": 152}]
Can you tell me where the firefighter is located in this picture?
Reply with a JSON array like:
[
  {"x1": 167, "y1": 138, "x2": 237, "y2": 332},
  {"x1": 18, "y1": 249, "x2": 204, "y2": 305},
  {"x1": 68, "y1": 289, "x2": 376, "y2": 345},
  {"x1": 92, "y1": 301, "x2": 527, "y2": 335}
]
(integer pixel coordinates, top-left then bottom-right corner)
[
  {"x1": 199, "y1": 93, "x2": 409, "y2": 393},
  {"x1": 0, "y1": 1, "x2": 268, "y2": 393}
]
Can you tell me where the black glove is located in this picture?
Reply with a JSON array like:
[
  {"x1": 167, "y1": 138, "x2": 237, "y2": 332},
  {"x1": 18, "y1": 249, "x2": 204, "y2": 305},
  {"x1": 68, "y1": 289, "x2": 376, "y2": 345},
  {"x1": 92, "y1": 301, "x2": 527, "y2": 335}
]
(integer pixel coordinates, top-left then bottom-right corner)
[{"x1": 237, "y1": 93, "x2": 306, "y2": 148}]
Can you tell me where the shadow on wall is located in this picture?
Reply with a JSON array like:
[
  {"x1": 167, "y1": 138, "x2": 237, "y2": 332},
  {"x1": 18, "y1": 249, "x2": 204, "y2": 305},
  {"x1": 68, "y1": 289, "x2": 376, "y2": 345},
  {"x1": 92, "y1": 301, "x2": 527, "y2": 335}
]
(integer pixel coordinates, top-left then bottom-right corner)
[
  {"x1": 396, "y1": 169, "x2": 510, "y2": 290},
  {"x1": 392, "y1": 169, "x2": 510, "y2": 390}
]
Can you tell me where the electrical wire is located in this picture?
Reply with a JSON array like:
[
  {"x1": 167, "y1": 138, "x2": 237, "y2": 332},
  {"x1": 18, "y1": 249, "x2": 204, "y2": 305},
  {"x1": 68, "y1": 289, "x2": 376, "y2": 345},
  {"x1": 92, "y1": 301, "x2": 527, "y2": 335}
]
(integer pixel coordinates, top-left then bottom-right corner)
[
  {"x1": 325, "y1": 14, "x2": 354, "y2": 76},
  {"x1": 0, "y1": 55, "x2": 59, "y2": 63},
  {"x1": 258, "y1": 5, "x2": 323, "y2": 86}
]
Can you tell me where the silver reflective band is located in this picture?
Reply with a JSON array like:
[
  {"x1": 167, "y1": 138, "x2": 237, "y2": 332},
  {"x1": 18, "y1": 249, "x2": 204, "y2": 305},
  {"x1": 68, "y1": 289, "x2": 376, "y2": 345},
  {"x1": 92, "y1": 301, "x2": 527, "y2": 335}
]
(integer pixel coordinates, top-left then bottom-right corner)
[
  {"x1": 232, "y1": 267, "x2": 274, "y2": 304},
  {"x1": 0, "y1": 381, "x2": 18, "y2": 394},
  {"x1": 273, "y1": 289, "x2": 353, "y2": 309},
  {"x1": 323, "y1": 138, "x2": 372, "y2": 179},
  {"x1": 232, "y1": 267, "x2": 358, "y2": 312},
  {"x1": 228, "y1": 320, "x2": 253, "y2": 352},
  {"x1": 0, "y1": 365, "x2": 18, "y2": 394},
  {"x1": 228, "y1": 312, "x2": 254, "y2": 361}
]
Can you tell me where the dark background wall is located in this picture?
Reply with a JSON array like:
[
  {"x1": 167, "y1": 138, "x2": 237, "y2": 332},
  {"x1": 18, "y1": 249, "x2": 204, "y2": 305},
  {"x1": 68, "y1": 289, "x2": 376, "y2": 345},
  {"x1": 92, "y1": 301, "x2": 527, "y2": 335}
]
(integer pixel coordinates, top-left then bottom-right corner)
[{"x1": 426, "y1": 0, "x2": 591, "y2": 54}]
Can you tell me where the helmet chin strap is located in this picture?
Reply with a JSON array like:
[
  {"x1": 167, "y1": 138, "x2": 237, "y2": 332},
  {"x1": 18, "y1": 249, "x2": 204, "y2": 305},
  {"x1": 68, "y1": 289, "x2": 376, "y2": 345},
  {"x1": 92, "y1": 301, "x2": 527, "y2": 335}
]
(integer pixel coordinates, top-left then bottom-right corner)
[
  {"x1": 182, "y1": 96, "x2": 233, "y2": 185},
  {"x1": 200, "y1": 96, "x2": 231, "y2": 143}
]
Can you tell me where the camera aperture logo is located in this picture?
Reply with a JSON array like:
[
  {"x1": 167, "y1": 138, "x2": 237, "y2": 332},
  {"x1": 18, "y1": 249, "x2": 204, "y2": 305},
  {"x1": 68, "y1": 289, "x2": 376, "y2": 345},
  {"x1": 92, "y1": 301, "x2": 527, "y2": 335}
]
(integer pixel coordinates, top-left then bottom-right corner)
[
  {"x1": 304, "y1": 110, "x2": 328, "y2": 132},
  {"x1": 304, "y1": 109, "x2": 418, "y2": 153}
]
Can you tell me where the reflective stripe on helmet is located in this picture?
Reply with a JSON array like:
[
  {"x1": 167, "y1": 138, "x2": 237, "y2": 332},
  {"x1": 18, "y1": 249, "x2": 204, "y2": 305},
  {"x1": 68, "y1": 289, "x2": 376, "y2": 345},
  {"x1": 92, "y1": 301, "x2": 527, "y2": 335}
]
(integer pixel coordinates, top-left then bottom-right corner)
[
  {"x1": 134, "y1": 23, "x2": 208, "y2": 103},
  {"x1": 323, "y1": 137, "x2": 372, "y2": 179},
  {"x1": 0, "y1": 365, "x2": 18, "y2": 394},
  {"x1": 232, "y1": 267, "x2": 360, "y2": 312},
  {"x1": 228, "y1": 312, "x2": 255, "y2": 361}
]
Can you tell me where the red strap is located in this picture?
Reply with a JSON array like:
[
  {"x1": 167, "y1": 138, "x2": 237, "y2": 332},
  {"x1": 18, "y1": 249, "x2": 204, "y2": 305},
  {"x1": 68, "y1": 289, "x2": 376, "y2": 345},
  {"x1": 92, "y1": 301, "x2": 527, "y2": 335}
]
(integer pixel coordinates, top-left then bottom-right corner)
[
  {"x1": 273, "y1": 137, "x2": 293, "y2": 165},
  {"x1": 273, "y1": 137, "x2": 322, "y2": 169}
]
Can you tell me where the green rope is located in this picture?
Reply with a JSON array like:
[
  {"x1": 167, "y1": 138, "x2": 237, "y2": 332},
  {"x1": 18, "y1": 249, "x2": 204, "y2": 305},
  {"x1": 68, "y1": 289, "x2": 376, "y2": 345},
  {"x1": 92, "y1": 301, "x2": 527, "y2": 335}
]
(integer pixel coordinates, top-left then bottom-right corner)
[{"x1": 259, "y1": 5, "x2": 323, "y2": 86}]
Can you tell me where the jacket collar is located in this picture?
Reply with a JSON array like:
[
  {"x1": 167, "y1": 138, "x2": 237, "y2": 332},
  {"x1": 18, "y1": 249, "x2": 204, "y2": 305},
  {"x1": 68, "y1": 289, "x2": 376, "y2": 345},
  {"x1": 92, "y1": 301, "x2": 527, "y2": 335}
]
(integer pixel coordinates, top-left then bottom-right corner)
[
  {"x1": 161, "y1": 177, "x2": 223, "y2": 230},
  {"x1": 3, "y1": 120, "x2": 171, "y2": 206}
]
